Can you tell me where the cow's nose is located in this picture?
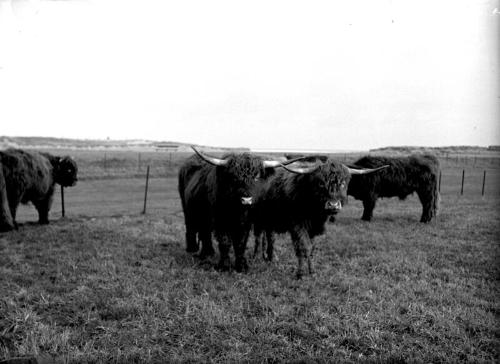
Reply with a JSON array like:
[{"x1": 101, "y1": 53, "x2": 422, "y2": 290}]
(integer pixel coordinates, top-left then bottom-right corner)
[
  {"x1": 326, "y1": 200, "x2": 342, "y2": 210},
  {"x1": 241, "y1": 197, "x2": 253, "y2": 205}
]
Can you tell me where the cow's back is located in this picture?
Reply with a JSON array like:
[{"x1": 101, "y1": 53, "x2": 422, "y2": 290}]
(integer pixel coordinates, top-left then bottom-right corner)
[{"x1": 1, "y1": 149, "x2": 54, "y2": 203}]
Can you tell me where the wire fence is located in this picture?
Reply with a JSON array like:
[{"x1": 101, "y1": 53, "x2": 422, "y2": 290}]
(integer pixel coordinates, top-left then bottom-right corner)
[
  {"x1": 13, "y1": 151, "x2": 500, "y2": 224},
  {"x1": 26, "y1": 149, "x2": 500, "y2": 180}
]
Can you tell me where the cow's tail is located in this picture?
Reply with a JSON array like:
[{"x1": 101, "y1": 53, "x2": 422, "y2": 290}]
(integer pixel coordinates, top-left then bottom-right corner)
[{"x1": 0, "y1": 160, "x2": 15, "y2": 231}]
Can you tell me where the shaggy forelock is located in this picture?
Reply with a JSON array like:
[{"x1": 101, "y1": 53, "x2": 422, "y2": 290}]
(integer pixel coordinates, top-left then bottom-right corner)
[
  {"x1": 224, "y1": 153, "x2": 263, "y2": 181},
  {"x1": 320, "y1": 160, "x2": 350, "y2": 186}
]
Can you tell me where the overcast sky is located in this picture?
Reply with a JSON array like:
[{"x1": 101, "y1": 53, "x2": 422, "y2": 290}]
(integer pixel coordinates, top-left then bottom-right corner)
[{"x1": 0, "y1": 0, "x2": 498, "y2": 151}]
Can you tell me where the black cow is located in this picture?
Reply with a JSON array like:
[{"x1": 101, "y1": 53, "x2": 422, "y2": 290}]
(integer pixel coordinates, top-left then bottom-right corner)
[
  {"x1": 347, "y1": 154, "x2": 440, "y2": 223},
  {"x1": 178, "y1": 147, "x2": 287, "y2": 272},
  {"x1": 0, "y1": 149, "x2": 78, "y2": 231},
  {"x1": 252, "y1": 159, "x2": 387, "y2": 278}
]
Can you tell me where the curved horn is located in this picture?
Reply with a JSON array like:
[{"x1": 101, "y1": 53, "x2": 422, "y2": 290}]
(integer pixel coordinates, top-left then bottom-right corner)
[
  {"x1": 282, "y1": 156, "x2": 317, "y2": 165},
  {"x1": 191, "y1": 146, "x2": 228, "y2": 166},
  {"x1": 346, "y1": 164, "x2": 389, "y2": 175},
  {"x1": 262, "y1": 160, "x2": 283, "y2": 168},
  {"x1": 281, "y1": 163, "x2": 321, "y2": 174},
  {"x1": 262, "y1": 155, "x2": 323, "y2": 168}
]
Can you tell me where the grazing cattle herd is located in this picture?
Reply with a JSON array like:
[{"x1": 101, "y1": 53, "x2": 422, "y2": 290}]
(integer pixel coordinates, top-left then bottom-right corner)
[{"x1": 0, "y1": 146, "x2": 440, "y2": 277}]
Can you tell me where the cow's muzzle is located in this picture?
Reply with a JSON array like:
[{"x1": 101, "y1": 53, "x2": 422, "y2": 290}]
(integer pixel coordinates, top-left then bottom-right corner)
[
  {"x1": 241, "y1": 197, "x2": 253, "y2": 205},
  {"x1": 325, "y1": 200, "x2": 342, "y2": 213}
]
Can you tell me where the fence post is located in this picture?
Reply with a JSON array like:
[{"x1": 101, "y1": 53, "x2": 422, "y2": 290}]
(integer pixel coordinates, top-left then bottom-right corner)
[
  {"x1": 104, "y1": 152, "x2": 107, "y2": 172},
  {"x1": 460, "y1": 169, "x2": 465, "y2": 195},
  {"x1": 482, "y1": 170, "x2": 486, "y2": 196},
  {"x1": 438, "y1": 171, "x2": 442, "y2": 192},
  {"x1": 138, "y1": 153, "x2": 141, "y2": 171},
  {"x1": 142, "y1": 165, "x2": 150, "y2": 214},
  {"x1": 60, "y1": 186, "x2": 65, "y2": 218}
]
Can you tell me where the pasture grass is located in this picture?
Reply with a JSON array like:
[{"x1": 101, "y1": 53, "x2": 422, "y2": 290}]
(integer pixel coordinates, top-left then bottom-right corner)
[{"x1": 1, "y1": 187, "x2": 499, "y2": 362}]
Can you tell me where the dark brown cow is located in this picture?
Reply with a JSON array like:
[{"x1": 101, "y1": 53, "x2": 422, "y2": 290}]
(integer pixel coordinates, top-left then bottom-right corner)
[
  {"x1": 0, "y1": 149, "x2": 78, "y2": 231},
  {"x1": 347, "y1": 154, "x2": 440, "y2": 223},
  {"x1": 252, "y1": 159, "x2": 387, "y2": 278},
  {"x1": 178, "y1": 147, "x2": 287, "y2": 272}
]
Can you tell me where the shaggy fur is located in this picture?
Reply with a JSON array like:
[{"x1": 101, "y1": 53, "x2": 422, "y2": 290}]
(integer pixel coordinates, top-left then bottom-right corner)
[
  {"x1": 252, "y1": 160, "x2": 351, "y2": 278},
  {"x1": 347, "y1": 154, "x2": 440, "y2": 223},
  {"x1": 0, "y1": 149, "x2": 78, "y2": 232},
  {"x1": 178, "y1": 152, "x2": 275, "y2": 272}
]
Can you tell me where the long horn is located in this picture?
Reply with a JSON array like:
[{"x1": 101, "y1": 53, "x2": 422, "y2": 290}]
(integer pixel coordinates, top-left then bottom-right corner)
[
  {"x1": 281, "y1": 163, "x2": 321, "y2": 174},
  {"x1": 262, "y1": 160, "x2": 282, "y2": 168},
  {"x1": 262, "y1": 156, "x2": 312, "y2": 168},
  {"x1": 191, "y1": 146, "x2": 228, "y2": 166},
  {"x1": 346, "y1": 165, "x2": 389, "y2": 175}
]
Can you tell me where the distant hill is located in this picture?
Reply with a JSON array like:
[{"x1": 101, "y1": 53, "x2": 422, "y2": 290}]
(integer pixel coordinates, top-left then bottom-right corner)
[
  {"x1": 369, "y1": 145, "x2": 500, "y2": 156},
  {"x1": 0, "y1": 136, "x2": 250, "y2": 153}
]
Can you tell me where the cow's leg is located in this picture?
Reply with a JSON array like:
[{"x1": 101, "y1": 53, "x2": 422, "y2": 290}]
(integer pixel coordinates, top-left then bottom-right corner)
[
  {"x1": 361, "y1": 197, "x2": 376, "y2": 221},
  {"x1": 253, "y1": 227, "x2": 263, "y2": 259},
  {"x1": 198, "y1": 229, "x2": 215, "y2": 258},
  {"x1": 184, "y1": 214, "x2": 200, "y2": 253},
  {"x1": 0, "y1": 178, "x2": 15, "y2": 232},
  {"x1": 34, "y1": 195, "x2": 53, "y2": 225},
  {"x1": 233, "y1": 229, "x2": 250, "y2": 273},
  {"x1": 417, "y1": 189, "x2": 434, "y2": 223},
  {"x1": 185, "y1": 230, "x2": 199, "y2": 253},
  {"x1": 307, "y1": 238, "x2": 316, "y2": 275},
  {"x1": 291, "y1": 227, "x2": 313, "y2": 279},
  {"x1": 216, "y1": 235, "x2": 232, "y2": 271},
  {"x1": 8, "y1": 197, "x2": 20, "y2": 230},
  {"x1": 265, "y1": 230, "x2": 275, "y2": 262}
]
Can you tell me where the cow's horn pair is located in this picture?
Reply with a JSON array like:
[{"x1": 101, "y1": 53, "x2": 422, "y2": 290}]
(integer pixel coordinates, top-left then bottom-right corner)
[
  {"x1": 191, "y1": 146, "x2": 304, "y2": 168},
  {"x1": 282, "y1": 162, "x2": 389, "y2": 175}
]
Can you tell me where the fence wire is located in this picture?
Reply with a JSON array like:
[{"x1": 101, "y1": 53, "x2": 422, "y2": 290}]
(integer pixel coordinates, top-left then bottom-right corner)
[{"x1": 13, "y1": 152, "x2": 500, "y2": 224}]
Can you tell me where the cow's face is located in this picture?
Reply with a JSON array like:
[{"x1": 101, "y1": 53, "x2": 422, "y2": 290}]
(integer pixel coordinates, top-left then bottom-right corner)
[
  {"x1": 220, "y1": 154, "x2": 266, "y2": 207},
  {"x1": 316, "y1": 162, "x2": 351, "y2": 214},
  {"x1": 55, "y1": 156, "x2": 78, "y2": 187}
]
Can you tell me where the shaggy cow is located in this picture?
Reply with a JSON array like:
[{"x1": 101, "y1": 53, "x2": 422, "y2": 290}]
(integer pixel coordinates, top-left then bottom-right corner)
[
  {"x1": 252, "y1": 159, "x2": 387, "y2": 278},
  {"x1": 347, "y1": 154, "x2": 440, "y2": 223},
  {"x1": 178, "y1": 147, "x2": 288, "y2": 272},
  {"x1": 0, "y1": 149, "x2": 78, "y2": 232}
]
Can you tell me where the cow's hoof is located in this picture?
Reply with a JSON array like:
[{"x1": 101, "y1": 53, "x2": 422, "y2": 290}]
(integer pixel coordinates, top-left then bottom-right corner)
[
  {"x1": 197, "y1": 249, "x2": 215, "y2": 259},
  {"x1": 39, "y1": 220, "x2": 50, "y2": 225},
  {"x1": 216, "y1": 259, "x2": 231, "y2": 272},
  {"x1": 295, "y1": 269, "x2": 307, "y2": 279},
  {"x1": 235, "y1": 259, "x2": 248, "y2": 273},
  {"x1": 0, "y1": 224, "x2": 15, "y2": 233},
  {"x1": 186, "y1": 243, "x2": 199, "y2": 253}
]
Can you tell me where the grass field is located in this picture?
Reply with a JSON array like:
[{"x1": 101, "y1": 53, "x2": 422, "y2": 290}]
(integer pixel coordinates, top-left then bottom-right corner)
[{"x1": 1, "y1": 151, "x2": 500, "y2": 363}]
